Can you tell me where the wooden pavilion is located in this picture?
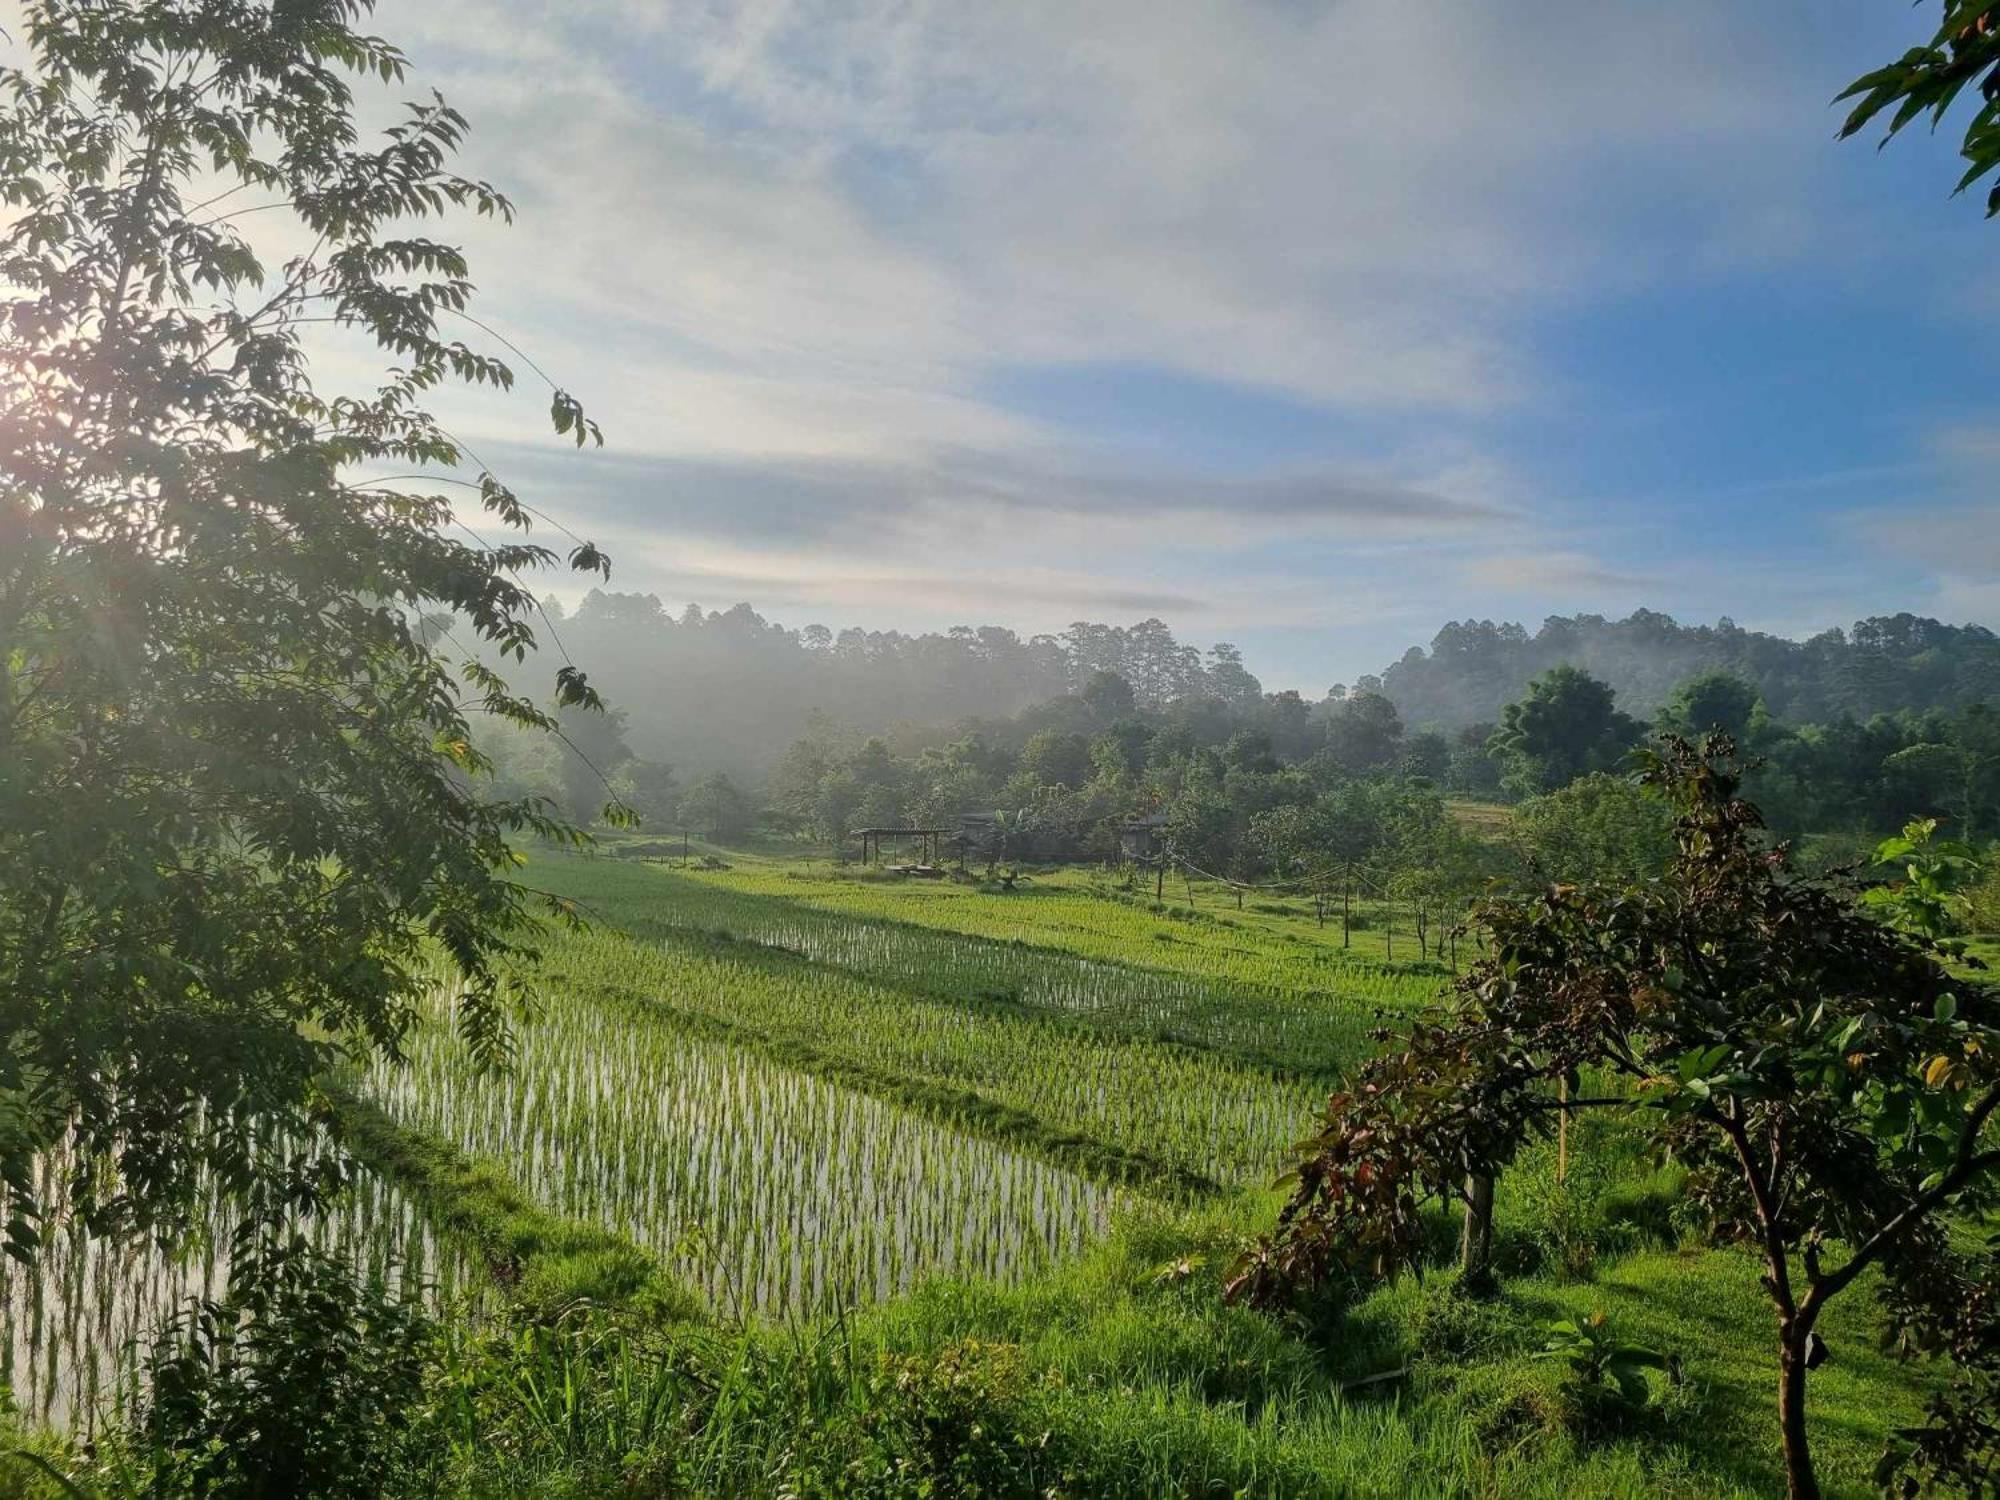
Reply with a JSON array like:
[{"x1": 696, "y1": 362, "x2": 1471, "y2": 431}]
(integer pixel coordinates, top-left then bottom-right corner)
[{"x1": 850, "y1": 827, "x2": 951, "y2": 866}]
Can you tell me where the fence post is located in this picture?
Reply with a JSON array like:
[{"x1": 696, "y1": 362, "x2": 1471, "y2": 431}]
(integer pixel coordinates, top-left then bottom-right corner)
[{"x1": 1557, "y1": 1077, "x2": 1570, "y2": 1185}]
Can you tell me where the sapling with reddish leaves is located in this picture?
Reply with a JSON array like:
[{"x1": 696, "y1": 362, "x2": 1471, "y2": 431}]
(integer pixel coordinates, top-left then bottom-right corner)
[{"x1": 1228, "y1": 738, "x2": 2000, "y2": 1500}]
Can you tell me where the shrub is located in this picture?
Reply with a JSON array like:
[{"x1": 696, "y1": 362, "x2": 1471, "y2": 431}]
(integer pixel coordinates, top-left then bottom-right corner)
[
  {"x1": 1512, "y1": 1143, "x2": 1616, "y2": 1279},
  {"x1": 1967, "y1": 859, "x2": 2000, "y2": 934},
  {"x1": 1534, "y1": 1311, "x2": 1676, "y2": 1435},
  {"x1": 827, "y1": 1339, "x2": 1060, "y2": 1495},
  {"x1": 115, "y1": 1233, "x2": 434, "y2": 1500}
]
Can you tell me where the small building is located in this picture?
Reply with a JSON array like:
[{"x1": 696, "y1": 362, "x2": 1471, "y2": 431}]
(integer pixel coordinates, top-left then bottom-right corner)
[
  {"x1": 1118, "y1": 811, "x2": 1171, "y2": 863},
  {"x1": 850, "y1": 827, "x2": 950, "y2": 865}
]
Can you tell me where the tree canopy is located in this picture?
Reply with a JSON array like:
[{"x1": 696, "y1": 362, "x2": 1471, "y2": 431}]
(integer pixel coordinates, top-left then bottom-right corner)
[
  {"x1": 1660, "y1": 669, "x2": 1763, "y2": 743},
  {"x1": 1840, "y1": 0, "x2": 2000, "y2": 216},
  {"x1": 1485, "y1": 665, "x2": 1640, "y2": 796},
  {"x1": 0, "y1": 0, "x2": 609, "y2": 1242}
]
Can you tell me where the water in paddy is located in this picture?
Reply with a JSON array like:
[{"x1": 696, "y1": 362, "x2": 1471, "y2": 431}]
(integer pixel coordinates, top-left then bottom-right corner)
[
  {"x1": 369, "y1": 998, "x2": 1118, "y2": 1319},
  {"x1": 0, "y1": 1148, "x2": 466, "y2": 1431},
  {"x1": 606, "y1": 870, "x2": 1389, "y2": 1071}
]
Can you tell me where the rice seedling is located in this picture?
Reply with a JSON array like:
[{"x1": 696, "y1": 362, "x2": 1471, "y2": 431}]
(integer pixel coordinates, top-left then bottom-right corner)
[
  {"x1": 537, "y1": 922, "x2": 1322, "y2": 1190},
  {"x1": 534, "y1": 858, "x2": 1414, "y2": 1078},
  {"x1": 613, "y1": 858, "x2": 1448, "y2": 1013},
  {"x1": 0, "y1": 1135, "x2": 464, "y2": 1431},
  {"x1": 366, "y1": 984, "x2": 1119, "y2": 1321}
]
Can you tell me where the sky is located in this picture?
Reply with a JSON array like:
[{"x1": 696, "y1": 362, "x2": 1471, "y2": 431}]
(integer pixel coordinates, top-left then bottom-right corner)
[{"x1": 79, "y1": 1, "x2": 2000, "y2": 691}]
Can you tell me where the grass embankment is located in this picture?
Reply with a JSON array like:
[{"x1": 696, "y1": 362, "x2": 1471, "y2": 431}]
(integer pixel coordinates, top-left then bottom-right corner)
[{"x1": 329, "y1": 1086, "x2": 700, "y2": 1322}]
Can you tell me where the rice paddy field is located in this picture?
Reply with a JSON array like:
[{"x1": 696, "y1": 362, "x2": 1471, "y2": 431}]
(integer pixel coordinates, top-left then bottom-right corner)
[
  {"x1": 3, "y1": 845, "x2": 1952, "y2": 1496},
  {"x1": 366, "y1": 977, "x2": 1119, "y2": 1316},
  {"x1": 0, "y1": 1137, "x2": 468, "y2": 1431},
  {"x1": 651, "y1": 848, "x2": 1459, "y2": 994},
  {"x1": 8, "y1": 846, "x2": 1381, "y2": 1430},
  {"x1": 346, "y1": 846, "x2": 1405, "y2": 1321}
]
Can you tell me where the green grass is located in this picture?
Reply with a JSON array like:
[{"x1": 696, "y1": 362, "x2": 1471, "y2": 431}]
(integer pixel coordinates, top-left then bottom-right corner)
[
  {"x1": 403, "y1": 1193, "x2": 1933, "y2": 1498},
  {"x1": 331, "y1": 1086, "x2": 697, "y2": 1321},
  {"x1": 642, "y1": 847, "x2": 1454, "y2": 999}
]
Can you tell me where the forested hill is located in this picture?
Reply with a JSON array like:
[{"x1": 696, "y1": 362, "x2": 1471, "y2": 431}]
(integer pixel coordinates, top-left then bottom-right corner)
[
  {"x1": 1373, "y1": 611, "x2": 2000, "y2": 730},
  {"x1": 537, "y1": 594, "x2": 1265, "y2": 778},
  {"x1": 538, "y1": 593, "x2": 1996, "y2": 775}
]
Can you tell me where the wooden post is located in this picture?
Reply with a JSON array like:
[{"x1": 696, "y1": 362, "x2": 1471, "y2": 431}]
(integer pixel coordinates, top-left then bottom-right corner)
[
  {"x1": 1342, "y1": 871, "x2": 1351, "y2": 949},
  {"x1": 1386, "y1": 893, "x2": 1394, "y2": 961},
  {"x1": 1155, "y1": 854, "x2": 1165, "y2": 903},
  {"x1": 682, "y1": 828, "x2": 689, "y2": 866},
  {"x1": 1557, "y1": 1076, "x2": 1570, "y2": 1185}
]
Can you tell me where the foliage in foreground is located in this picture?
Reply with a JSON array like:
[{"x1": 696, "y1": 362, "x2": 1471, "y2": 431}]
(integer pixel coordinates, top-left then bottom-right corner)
[
  {"x1": 1230, "y1": 738, "x2": 2000, "y2": 1498},
  {"x1": 116, "y1": 1230, "x2": 433, "y2": 1500},
  {"x1": 2, "y1": 1194, "x2": 1924, "y2": 1499},
  {"x1": 0, "y1": 0, "x2": 610, "y2": 1243}
]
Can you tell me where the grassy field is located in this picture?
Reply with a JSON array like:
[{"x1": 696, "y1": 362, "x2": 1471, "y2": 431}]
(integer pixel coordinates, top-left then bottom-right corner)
[
  {"x1": 620, "y1": 842, "x2": 1458, "y2": 993},
  {"x1": 3, "y1": 843, "x2": 1953, "y2": 1495},
  {"x1": 443, "y1": 844, "x2": 1936, "y2": 1496}
]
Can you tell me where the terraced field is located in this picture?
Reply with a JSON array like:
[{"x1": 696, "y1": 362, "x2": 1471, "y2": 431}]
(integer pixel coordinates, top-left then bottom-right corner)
[
  {"x1": 13, "y1": 849, "x2": 1417, "y2": 1421},
  {"x1": 368, "y1": 974, "x2": 1118, "y2": 1317},
  {"x1": 654, "y1": 855, "x2": 1453, "y2": 1001},
  {"x1": 542, "y1": 856, "x2": 1441, "y2": 1074}
]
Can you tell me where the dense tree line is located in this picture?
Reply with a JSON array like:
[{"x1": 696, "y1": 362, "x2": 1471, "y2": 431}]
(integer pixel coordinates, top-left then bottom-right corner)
[
  {"x1": 486, "y1": 599, "x2": 2000, "y2": 856},
  {"x1": 1375, "y1": 610, "x2": 2000, "y2": 730},
  {"x1": 498, "y1": 637, "x2": 1999, "y2": 892}
]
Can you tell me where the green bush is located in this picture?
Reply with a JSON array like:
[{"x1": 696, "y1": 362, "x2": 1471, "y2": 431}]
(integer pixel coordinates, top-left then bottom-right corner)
[
  {"x1": 1967, "y1": 858, "x2": 2000, "y2": 933},
  {"x1": 1512, "y1": 1145, "x2": 1617, "y2": 1280},
  {"x1": 112, "y1": 1234, "x2": 434, "y2": 1500},
  {"x1": 827, "y1": 1339, "x2": 1059, "y2": 1495}
]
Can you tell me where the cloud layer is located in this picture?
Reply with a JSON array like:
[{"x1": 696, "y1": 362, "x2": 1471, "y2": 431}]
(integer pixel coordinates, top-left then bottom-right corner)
[{"x1": 6, "y1": 0, "x2": 1984, "y2": 685}]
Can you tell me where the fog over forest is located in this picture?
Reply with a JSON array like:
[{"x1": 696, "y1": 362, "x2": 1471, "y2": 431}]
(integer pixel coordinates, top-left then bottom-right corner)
[{"x1": 525, "y1": 592, "x2": 2000, "y2": 781}]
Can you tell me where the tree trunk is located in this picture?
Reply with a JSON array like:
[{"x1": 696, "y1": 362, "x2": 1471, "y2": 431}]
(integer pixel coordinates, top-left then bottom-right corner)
[
  {"x1": 1459, "y1": 1173, "x2": 1496, "y2": 1294},
  {"x1": 1778, "y1": 1325, "x2": 1820, "y2": 1500}
]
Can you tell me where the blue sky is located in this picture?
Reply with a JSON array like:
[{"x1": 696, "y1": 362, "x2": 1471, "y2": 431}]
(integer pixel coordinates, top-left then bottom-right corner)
[{"x1": 362, "y1": 0, "x2": 1999, "y2": 693}]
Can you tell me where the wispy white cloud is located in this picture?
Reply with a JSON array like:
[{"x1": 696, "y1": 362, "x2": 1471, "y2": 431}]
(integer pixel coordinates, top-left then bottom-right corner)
[
  {"x1": 351, "y1": 0, "x2": 1886, "y2": 659},
  {"x1": 4, "y1": 0, "x2": 1974, "y2": 687},
  {"x1": 1460, "y1": 550, "x2": 1662, "y2": 597}
]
